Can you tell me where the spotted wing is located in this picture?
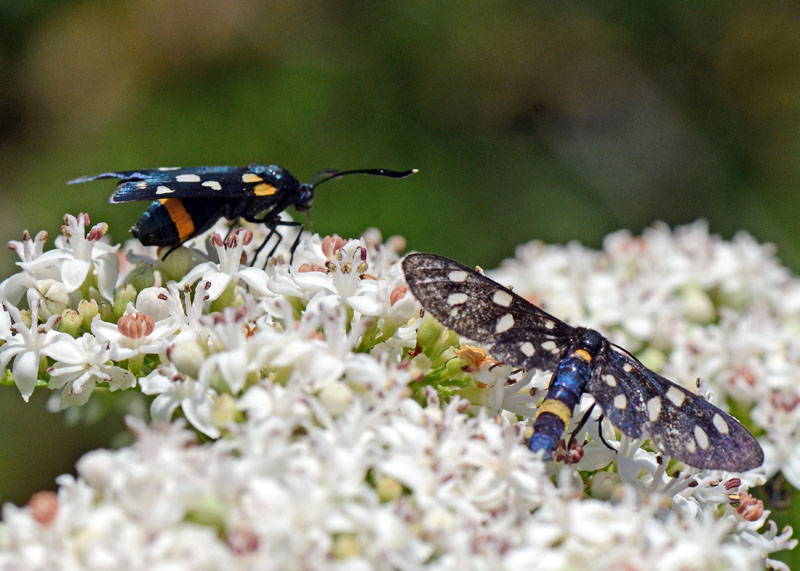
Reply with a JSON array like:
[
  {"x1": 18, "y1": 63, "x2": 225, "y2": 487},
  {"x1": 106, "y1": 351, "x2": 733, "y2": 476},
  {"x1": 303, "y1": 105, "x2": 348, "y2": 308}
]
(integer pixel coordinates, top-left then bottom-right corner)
[
  {"x1": 67, "y1": 165, "x2": 283, "y2": 203},
  {"x1": 588, "y1": 345, "x2": 763, "y2": 471},
  {"x1": 402, "y1": 253, "x2": 576, "y2": 372}
]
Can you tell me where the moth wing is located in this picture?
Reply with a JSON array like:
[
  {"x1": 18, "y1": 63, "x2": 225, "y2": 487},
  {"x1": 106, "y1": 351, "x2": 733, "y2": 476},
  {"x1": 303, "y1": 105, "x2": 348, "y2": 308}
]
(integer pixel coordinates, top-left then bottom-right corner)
[
  {"x1": 588, "y1": 346, "x2": 763, "y2": 471},
  {"x1": 403, "y1": 253, "x2": 575, "y2": 371}
]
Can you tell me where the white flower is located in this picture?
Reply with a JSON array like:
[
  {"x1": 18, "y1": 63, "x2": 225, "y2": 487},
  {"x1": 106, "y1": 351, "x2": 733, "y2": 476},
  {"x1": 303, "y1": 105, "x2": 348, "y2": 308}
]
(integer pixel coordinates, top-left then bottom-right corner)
[
  {"x1": 293, "y1": 236, "x2": 382, "y2": 315},
  {"x1": 45, "y1": 333, "x2": 136, "y2": 407},
  {"x1": 91, "y1": 308, "x2": 177, "y2": 360},
  {"x1": 139, "y1": 362, "x2": 220, "y2": 438},
  {"x1": 164, "y1": 281, "x2": 212, "y2": 346},
  {"x1": 181, "y1": 229, "x2": 269, "y2": 300},
  {"x1": 198, "y1": 306, "x2": 263, "y2": 395},
  {"x1": 0, "y1": 230, "x2": 53, "y2": 306},
  {"x1": 0, "y1": 218, "x2": 797, "y2": 567},
  {"x1": 18, "y1": 213, "x2": 119, "y2": 301},
  {"x1": 0, "y1": 294, "x2": 67, "y2": 401}
]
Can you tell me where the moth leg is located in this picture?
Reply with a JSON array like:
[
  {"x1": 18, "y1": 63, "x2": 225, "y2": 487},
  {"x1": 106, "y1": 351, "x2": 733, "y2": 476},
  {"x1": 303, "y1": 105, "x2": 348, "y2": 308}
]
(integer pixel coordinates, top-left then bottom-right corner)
[
  {"x1": 248, "y1": 219, "x2": 304, "y2": 266},
  {"x1": 566, "y1": 402, "x2": 596, "y2": 451},
  {"x1": 160, "y1": 244, "x2": 182, "y2": 261},
  {"x1": 251, "y1": 227, "x2": 277, "y2": 267},
  {"x1": 594, "y1": 412, "x2": 617, "y2": 452},
  {"x1": 271, "y1": 220, "x2": 304, "y2": 264}
]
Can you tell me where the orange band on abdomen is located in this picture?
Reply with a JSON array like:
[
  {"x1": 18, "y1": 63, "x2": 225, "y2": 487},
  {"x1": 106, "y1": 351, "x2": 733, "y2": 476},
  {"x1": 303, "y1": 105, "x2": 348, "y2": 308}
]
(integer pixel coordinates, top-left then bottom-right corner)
[{"x1": 159, "y1": 198, "x2": 195, "y2": 241}]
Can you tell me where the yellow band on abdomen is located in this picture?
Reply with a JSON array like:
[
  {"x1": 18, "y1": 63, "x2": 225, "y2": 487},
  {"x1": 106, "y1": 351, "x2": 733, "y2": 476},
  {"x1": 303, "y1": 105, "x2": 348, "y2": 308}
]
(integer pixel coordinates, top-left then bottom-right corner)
[
  {"x1": 535, "y1": 399, "x2": 573, "y2": 426},
  {"x1": 159, "y1": 198, "x2": 195, "y2": 241},
  {"x1": 573, "y1": 349, "x2": 592, "y2": 362}
]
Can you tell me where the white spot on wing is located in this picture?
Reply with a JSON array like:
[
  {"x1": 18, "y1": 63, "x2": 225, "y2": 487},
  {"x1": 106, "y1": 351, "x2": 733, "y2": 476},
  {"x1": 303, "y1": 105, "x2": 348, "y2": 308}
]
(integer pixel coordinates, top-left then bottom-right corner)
[
  {"x1": 603, "y1": 374, "x2": 617, "y2": 387},
  {"x1": 496, "y1": 313, "x2": 514, "y2": 333},
  {"x1": 242, "y1": 173, "x2": 263, "y2": 183},
  {"x1": 541, "y1": 340, "x2": 556, "y2": 351},
  {"x1": 544, "y1": 320, "x2": 555, "y2": 330},
  {"x1": 622, "y1": 363, "x2": 633, "y2": 373},
  {"x1": 156, "y1": 186, "x2": 174, "y2": 194},
  {"x1": 666, "y1": 386, "x2": 685, "y2": 407},
  {"x1": 158, "y1": 167, "x2": 181, "y2": 171},
  {"x1": 520, "y1": 342, "x2": 535, "y2": 357},
  {"x1": 447, "y1": 293, "x2": 468, "y2": 306},
  {"x1": 202, "y1": 181, "x2": 222, "y2": 191},
  {"x1": 694, "y1": 425, "x2": 710, "y2": 449},
  {"x1": 686, "y1": 437, "x2": 697, "y2": 454},
  {"x1": 448, "y1": 270, "x2": 468, "y2": 283},
  {"x1": 175, "y1": 174, "x2": 201, "y2": 182},
  {"x1": 614, "y1": 394, "x2": 627, "y2": 409},
  {"x1": 647, "y1": 396, "x2": 662, "y2": 422},
  {"x1": 713, "y1": 413, "x2": 729, "y2": 435},
  {"x1": 492, "y1": 290, "x2": 513, "y2": 307}
]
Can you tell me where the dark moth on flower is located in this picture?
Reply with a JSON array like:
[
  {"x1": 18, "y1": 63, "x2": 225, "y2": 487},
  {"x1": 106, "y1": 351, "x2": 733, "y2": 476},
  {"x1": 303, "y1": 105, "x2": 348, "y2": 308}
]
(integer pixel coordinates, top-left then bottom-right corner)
[
  {"x1": 69, "y1": 165, "x2": 416, "y2": 262},
  {"x1": 402, "y1": 253, "x2": 763, "y2": 471}
]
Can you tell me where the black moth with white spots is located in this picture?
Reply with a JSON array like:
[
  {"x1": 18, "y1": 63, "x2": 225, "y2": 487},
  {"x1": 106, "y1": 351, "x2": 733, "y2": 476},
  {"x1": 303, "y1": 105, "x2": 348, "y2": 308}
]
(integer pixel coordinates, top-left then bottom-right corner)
[
  {"x1": 69, "y1": 165, "x2": 416, "y2": 262},
  {"x1": 402, "y1": 253, "x2": 763, "y2": 471}
]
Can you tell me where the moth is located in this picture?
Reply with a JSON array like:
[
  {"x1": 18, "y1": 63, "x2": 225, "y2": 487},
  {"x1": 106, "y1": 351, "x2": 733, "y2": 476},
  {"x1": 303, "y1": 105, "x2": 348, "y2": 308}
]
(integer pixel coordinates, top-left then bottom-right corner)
[
  {"x1": 402, "y1": 253, "x2": 763, "y2": 471},
  {"x1": 70, "y1": 165, "x2": 416, "y2": 261}
]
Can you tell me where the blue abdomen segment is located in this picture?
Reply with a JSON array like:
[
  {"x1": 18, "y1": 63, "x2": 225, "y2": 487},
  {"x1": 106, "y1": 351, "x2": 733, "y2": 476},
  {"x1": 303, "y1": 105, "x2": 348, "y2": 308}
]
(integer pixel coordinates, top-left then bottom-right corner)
[{"x1": 529, "y1": 352, "x2": 592, "y2": 459}]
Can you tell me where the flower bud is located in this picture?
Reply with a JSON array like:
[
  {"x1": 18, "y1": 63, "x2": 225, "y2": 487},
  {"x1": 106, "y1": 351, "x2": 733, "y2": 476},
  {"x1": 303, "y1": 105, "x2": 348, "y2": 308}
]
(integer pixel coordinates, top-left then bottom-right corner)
[
  {"x1": 77, "y1": 299, "x2": 99, "y2": 330},
  {"x1": 58, "y1": 309, "x2": 82, "y2": 337},
  {"x1": 98, "y1": 301, "x2": 115, "y2": 323},
  {"x1": 590, "y1": 471, "x2": 620, "y2": 501},
  {"x1": 212, "y1": 393, "x2": 238, "y2": 428},
  {"x1": 682, "y1": 284, "x2": 715, "y2": 324},
  {"x1": 376, "y1": 475, "x2": 403, "y2": 503},
  {"x1": 158, "y1": 246, "x2": 193, "y2": 282},
  {"x1": 167, "y1": 341, "x2": 206, "y2": 378},
  {"x1": 34, "y1": 279, "x2": 69, "y2": 319},
  {"x1": 126, "y1": 264, "x2": 156, "y2": 292},
  {"x1": 112, "y1": 283, "x2": 137, "y2": 319},
  {"x1": 136, "y1": 287, "x2": 169, "y2": 320},
  {"x1": 332, "y1": 534, "x2": 360, "y2": 559},
  {"x1": 416, "y1": 314, "x2": 446, "y2": 348},
  {"x1": 318, "y1": 381, "x2": 354, "y2": 416},
  {"x1": 28, "y1": 491, "x2": 58, "y2": 526},
  {"x1": 185, "y1": 494, "x2": 227, "y2": 530}
]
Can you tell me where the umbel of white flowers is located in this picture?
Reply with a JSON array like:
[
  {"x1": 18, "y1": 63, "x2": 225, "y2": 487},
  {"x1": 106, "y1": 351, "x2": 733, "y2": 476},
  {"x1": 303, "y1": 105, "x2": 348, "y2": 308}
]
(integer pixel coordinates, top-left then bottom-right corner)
[{"x1": 0, "y1": 214, "x2": 796, "y2": 569}]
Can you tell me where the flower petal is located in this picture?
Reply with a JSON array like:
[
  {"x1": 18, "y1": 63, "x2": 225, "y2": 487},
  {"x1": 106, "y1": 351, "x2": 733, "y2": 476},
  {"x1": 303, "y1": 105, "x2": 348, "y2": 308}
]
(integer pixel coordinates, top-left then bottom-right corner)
[
  {"x1": 60, "y1": 258, "x2": 92, "y2": 292},
  {"x1": 12, "y1": 350, "x2": 39, "y2": 402}
]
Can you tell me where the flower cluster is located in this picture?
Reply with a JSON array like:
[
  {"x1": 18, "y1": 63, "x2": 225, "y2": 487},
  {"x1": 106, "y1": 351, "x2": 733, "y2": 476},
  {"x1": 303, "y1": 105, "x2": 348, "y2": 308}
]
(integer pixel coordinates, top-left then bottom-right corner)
[{"x1": 0, "y1": 215, "x2": 796, "y2": 568}]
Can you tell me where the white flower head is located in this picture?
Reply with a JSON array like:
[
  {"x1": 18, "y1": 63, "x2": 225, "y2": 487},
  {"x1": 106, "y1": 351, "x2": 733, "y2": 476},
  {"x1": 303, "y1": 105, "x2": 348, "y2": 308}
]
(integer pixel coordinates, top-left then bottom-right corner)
[
  {"x1": 45, "y1": 333, "x2": 136, "y2": 407},
  {"x1": 292, "y1": 235, "x2": 382, "y2": 316},
  {"x1": 181, "y1": 229, "x2": 269, "y2": 300},
  {"x1": 91, "y1": 308, "x2": 176, "y2": 360},
  {"x1": 0, "y1": 292, "x2": 67, "y2": 401},
  {"x1": 0, "y1": 217, "x2": 796, "y2": 567},
  {"x1": 139, "y1": 362, "x2": 220, "y2": 438},
  {"x1": 18, "y1": 213, "x2": 119, "y2": 301},
  {"x1": 0, "y1": 230, "x2": 55, "y2": 306}
]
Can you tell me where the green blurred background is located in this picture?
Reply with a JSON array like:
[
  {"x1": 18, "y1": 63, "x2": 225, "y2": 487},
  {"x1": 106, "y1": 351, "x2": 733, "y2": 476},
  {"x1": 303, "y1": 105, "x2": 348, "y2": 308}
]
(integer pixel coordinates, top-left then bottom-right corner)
[{"x1": 1, "y1": 0, "x2": 799, "y2": 563}]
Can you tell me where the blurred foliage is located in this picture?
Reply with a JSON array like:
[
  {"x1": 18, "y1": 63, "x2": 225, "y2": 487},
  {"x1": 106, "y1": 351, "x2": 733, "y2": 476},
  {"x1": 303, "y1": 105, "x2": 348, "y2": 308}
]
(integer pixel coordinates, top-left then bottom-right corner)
[{"x1": 1, "y1": 0, "x2": 799, "y2": 565}]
